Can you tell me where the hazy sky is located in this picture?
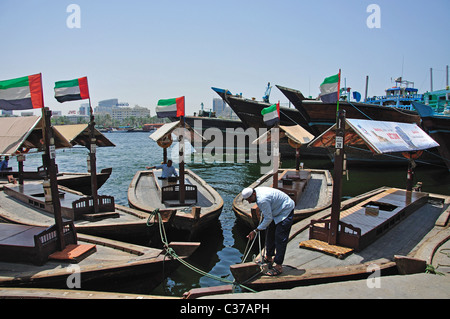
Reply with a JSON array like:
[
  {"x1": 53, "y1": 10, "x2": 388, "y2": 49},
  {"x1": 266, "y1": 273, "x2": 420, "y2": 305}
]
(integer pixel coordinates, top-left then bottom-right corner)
[{"x1": 1, "y1": 0, "x2": 449, "y2": 116}]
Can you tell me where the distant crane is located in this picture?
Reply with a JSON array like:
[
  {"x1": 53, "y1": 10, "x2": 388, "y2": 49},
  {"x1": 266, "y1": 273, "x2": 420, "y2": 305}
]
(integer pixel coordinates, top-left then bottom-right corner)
[{"x1": 262, "y1": 82, "x2": 272, "y2": 103}]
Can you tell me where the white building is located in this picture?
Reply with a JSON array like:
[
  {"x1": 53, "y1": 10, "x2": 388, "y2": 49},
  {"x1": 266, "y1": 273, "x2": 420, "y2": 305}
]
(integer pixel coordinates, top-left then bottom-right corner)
[{"x1": 111, "y1": 105, "x2": 151, "y2": 121}]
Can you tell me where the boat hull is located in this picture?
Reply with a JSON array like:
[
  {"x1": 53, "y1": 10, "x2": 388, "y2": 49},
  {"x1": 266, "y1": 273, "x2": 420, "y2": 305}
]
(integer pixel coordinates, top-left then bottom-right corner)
[
  {"x1": 419, "y1": 115, "x2": 450, "y2": 171},
  {"x1": 212, "y1": 87, "x2": 329, "y2": 159},
  {"x1": 0, "y1": 231, "x2": 199, "y2": 292},
  {"x1": 229, "y1": 187, "x2": 450, "y2": 291},
  {"x1": 277, "y1": 85, "x2": 444, "y2": 167},
  {"x1": 128, "y1": 169, "x2": 224, "y2": 240},
  {"x1": 0, "y1": 168, "x2": 112, "y2": 195},
  {"x1": 413, "y1": 102, "x2": 450, "y2": 171}
]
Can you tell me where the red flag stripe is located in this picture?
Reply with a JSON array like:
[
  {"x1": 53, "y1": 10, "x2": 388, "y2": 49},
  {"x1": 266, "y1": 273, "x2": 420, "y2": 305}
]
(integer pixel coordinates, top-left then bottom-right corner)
[
  {"x1": 78, "y1": 77, "x2": 90, "y2": 99},
  {"x1": 176, "y1": 96, "x2": 185, "y2": 117},
  {"x1": 28, "y1": 73, "x2": 44, "y2": 109}
]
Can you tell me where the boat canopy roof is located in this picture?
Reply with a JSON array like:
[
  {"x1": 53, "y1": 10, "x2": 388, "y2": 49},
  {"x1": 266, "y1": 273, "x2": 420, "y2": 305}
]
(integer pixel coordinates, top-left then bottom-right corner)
[
  {"x1": 0, "y1": 116, "x2": 72, "y2": 156},
  {"x1": 252, "y1": 124, "x2": 314, "y2": 146},
  {"x1": 53, "y1": 124, "x2": 115, "y2": 148},
  {"x1": 149, "y1": 120, "x2": 206, "y2": 145},
  {"x1": 308, "y1": 118, "x2": 439, "y2": 154}
]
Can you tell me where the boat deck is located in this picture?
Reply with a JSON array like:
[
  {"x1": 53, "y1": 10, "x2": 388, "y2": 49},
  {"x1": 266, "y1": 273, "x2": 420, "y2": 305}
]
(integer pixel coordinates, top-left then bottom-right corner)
[
  {"x1": 305, "y1": 188, "x2": 429, "y2": 253},
  {"x1": 0, "y1": 230, "x2": 164, "y2": 283},
  {"x1": 287, "y1": 199, "x2": 445, "y2": 269},
  {"x1": 131, "y1": 170, "x2": 216, "y2": 211},
  {"x1": 242, "y1": 188, "x2": 450, "y2": 289}
]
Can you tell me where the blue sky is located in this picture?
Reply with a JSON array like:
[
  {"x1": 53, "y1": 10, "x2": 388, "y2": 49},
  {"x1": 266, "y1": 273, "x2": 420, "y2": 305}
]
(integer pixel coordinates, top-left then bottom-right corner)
[{"x1": 1, "y1": 0, "x2": 449, "y2": 116}]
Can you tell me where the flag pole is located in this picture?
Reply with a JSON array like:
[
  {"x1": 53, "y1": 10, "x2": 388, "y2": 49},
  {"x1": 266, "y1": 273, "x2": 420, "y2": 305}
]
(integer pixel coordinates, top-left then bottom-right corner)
[
  {"x1": 179, "y1": 96, "x2": 186, "y2": 204},
  {"x1": 329, "y1": 69, "x2": 344, "y2": 246},
  {"x1": 272, "y1": 101, "x2": 280, "y2": 188},
  {"x1": 337, "y1": 69, "x2": 341, "y2": 112}
]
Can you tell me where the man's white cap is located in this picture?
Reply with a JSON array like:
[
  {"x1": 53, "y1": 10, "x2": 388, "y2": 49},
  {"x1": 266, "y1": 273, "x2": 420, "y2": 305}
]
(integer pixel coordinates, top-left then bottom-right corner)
[{"x1": 241, "y1": 188, "x2": 253, "y2": 199}]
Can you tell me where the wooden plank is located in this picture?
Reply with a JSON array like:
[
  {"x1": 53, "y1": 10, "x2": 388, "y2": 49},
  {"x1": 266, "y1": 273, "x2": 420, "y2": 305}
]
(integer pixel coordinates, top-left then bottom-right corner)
[{"x1": 299, "y1": 239, "x2": 354, "y2": 259}]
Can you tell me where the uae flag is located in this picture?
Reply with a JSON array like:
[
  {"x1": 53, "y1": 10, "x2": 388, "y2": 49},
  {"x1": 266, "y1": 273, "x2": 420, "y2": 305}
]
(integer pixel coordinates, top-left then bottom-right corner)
[
  {"x1": 261, "y1": 102, "x2": 280, "y2": 126},
  {"x1": 319, "y1": 72, "x2": 341, "y2": 103},
  {"x1": 156, "y1": 96, "x2": 185, "y2": 118},
  {"x1": 54, "y1": 77, "x2": 90, "y2": 103},
  {"x1": 0, "y1": 74, "x2": 44, "y2": 110}
]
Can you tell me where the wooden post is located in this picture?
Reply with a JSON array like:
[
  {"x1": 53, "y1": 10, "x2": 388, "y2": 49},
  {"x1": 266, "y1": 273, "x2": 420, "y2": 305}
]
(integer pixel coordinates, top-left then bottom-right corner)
[
  {"x1": 88, "y1": 101, "x2": 99, "y2": 213},
  {"x1": 406, "y1": 158, "x2": 414, "y2": 192},
  {"x1": 328, "y1": 109, "x2": 346, "y2": 245},
  {"x1": 42, "y1": 107, "x2": 66, "y2": 251},
  {"x1": 18, "y1": 152, "x2": 24, "y2": 185},
  {"x1": 163, "y1": 148, "x2": 167, "y2": 164}
]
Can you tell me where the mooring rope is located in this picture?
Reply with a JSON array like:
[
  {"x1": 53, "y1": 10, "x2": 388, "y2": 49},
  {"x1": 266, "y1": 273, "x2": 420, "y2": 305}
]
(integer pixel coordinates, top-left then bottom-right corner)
[{"x1": 147, "y1": 209, "x2": 258, "y2": 293}]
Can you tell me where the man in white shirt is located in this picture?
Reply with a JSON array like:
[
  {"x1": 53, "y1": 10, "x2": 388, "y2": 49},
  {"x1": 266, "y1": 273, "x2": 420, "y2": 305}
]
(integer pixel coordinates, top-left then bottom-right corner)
[
  {"x1": 146, "y1": 160, "x2": 178, "y2": 179},
  {"x1": 242, "y1": 186, "x2": 294, "y2": 276}
]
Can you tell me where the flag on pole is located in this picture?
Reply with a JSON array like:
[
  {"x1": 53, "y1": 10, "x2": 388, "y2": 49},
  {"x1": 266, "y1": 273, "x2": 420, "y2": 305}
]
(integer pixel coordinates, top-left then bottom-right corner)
[
  {"x1": 155, "y1": 96, "x2": 185, "y2": 118},
  {"x1": 54, "y1": 77, "x2": 90, "y2": 103},
  {"x1": 319, "y1": 72, "x2": 341, "y2": 103},
  {"x1": 261, "y1": 102, "x2": 280, "y2": 126},
  {"x1": 0, "y1": 74, "x2": 44, "y2": 110}
]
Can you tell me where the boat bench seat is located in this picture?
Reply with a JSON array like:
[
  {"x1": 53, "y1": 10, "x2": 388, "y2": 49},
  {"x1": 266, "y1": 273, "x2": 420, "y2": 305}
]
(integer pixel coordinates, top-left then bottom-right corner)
[
  {"x1": 161, "y1": 184, "x2": 198, "y2": 206},
  {"x1": 0, "y1": 222, "x2": 77, "y2": 265},
  {"x1": 278, "y1": 179, "x2": 308, "y2": 205}
]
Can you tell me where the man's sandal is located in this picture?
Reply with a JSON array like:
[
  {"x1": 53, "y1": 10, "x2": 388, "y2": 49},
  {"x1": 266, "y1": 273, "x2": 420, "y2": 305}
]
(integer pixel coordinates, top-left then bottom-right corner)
[
  {"x1": 262, "y1": 257, "x2": 273, "y2": 268},
  {"x1": 264, "y1": 268, "x2": 282, "y2": 276}
]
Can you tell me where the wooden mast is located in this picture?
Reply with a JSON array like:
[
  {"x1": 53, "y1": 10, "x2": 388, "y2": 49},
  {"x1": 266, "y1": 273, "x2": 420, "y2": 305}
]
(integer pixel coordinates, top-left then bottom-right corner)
[
  {"x1": 328, "y1": 109, "x2": 346, "y2": 245},
  {"x1": 88, "y1": 98, "x2": 99, "y2": 213},
  {"x1": 42, "y1": 107, "x2": 66, "y2": 251},
  {"x1": 328, "y1": 69, "x2": 344, "y2": 246}
]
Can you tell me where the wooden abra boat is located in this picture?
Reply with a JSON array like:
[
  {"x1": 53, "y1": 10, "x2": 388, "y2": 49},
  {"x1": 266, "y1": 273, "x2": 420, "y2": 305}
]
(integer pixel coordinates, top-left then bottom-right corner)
[
  {"x1": 0, "y1": 222, "x2": 199, "y2": 292},
  {"x1": 230, "y1": 187, "x2": 450, "y2": 291},
  {"x1": 128, "y1": 120, "x2": 224, "y2": 240},
  {"x1": 0, "y1": 168, "x2": 112, "y2": 195},
  {"x1": 232, "y1": 168, "x2": 333, "y2": 229},
  {"x1": 128, "y1": 168, "x2": 224, "y2": 240},
  {"x1": 0, "y1": 182, "x2": 152, "y2": 241}
]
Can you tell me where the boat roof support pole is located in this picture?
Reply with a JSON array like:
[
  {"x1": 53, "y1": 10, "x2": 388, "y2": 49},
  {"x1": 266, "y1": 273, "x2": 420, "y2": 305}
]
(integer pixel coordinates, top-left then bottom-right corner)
[
  {"x1": 88, "y1": 100, "x2": 99, "y2": 213},
  {"x1": 42, "y1": 107, "x2": 66, "y2": 251},
  {"x1": 328, "y1": 109, "x2": 346, "y2": 246}
]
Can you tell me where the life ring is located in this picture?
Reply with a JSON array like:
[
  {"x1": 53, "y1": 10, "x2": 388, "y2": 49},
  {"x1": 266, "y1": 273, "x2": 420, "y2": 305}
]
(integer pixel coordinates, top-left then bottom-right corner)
[
  {"x1": 288, "y1": 138, "x2": 302, "y2": 149},
  {"x1": 402, "y1": 150, "x2": 423, "y2": 160},
  {"x1": 157, "y1": 136, "x2": 173, "y2": 148}
]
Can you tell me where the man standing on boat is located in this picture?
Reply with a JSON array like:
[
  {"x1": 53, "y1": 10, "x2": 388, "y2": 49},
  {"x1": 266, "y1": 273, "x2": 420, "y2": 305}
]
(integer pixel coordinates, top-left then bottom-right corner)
[
  {"x1": 242, "y1": 187, "x2": 294, "y2": 276},
  {"x1": 0, "y1": 156, "x2": 10, "y2": 171},
  {"x1": 146, "y1": 159, "x2": 178, "y2": 179}
]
